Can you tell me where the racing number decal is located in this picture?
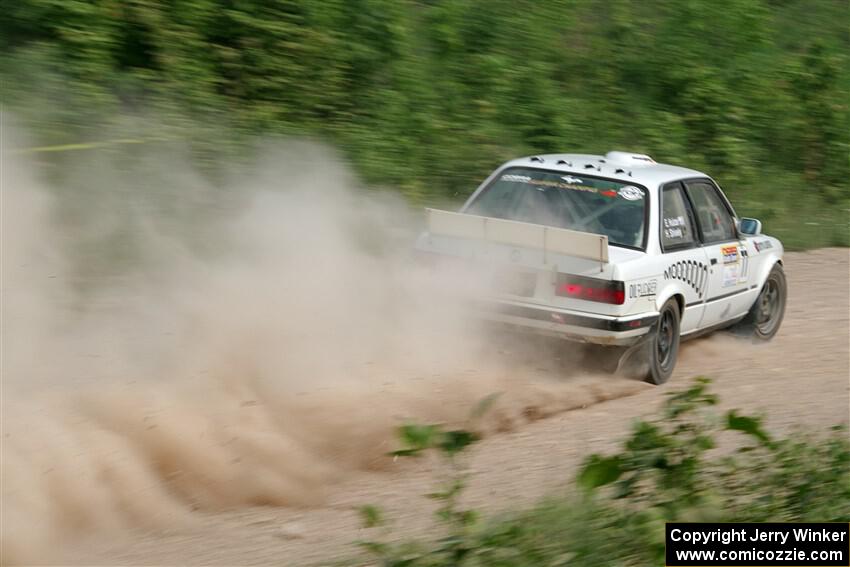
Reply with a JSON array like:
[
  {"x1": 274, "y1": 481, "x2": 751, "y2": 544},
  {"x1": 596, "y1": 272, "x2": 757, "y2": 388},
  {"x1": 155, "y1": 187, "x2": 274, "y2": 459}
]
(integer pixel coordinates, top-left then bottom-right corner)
[{"x1": 664, "y1": 260, "x2": 709, "y2": 298}]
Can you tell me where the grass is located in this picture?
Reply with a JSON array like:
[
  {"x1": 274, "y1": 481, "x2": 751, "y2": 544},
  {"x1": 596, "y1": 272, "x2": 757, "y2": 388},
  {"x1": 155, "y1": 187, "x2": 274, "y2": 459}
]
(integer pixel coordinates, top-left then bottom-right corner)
[{"x1": 728, "y1": 172, "x2": 850, "y2": 250}]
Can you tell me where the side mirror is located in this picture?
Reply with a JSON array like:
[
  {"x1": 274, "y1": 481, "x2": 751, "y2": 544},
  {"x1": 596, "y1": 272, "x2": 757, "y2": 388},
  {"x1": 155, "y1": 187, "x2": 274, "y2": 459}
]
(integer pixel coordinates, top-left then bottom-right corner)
[{"x1": 739, "y1": 217, "x2": 762, "y2": 236}]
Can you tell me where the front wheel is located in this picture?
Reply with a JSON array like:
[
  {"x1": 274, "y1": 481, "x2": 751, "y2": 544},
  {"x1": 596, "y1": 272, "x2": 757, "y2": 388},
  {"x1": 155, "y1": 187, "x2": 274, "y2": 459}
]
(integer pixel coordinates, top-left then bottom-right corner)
[
  {"x1": 737, "y1": 263, "x2": 787, "y2": 340},
  {"x1": 644, "y1": 298, "x2": 681, "y2": 385}
]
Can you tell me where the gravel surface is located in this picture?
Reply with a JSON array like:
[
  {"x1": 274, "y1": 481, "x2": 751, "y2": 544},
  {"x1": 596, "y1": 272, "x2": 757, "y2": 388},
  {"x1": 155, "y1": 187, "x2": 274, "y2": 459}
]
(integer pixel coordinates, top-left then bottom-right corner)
[{"x1": 52, "y1": 249, "x2": 850, "y2": 566}]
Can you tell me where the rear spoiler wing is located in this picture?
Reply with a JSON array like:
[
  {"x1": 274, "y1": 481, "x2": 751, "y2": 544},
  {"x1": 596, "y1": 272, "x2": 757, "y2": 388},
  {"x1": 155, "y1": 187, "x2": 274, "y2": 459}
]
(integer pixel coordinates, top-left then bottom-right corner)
[{"x1": 426, "y1": 209, "x2": 609, "y2": 264}]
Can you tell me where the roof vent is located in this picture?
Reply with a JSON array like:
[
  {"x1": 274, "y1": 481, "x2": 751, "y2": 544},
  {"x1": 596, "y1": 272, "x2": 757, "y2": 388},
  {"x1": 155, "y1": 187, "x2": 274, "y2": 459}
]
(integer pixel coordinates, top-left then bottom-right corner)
[
  {"x1": 530, "y1": 156, "x2": 544, "y2": 163},
  {"x1": 556, "y1": 159, "x2": 572, "y2": 166},
  {"x1": 604, "y1": 151, "x2": 655, "y2": 167},
  {"x1": 583, "y1": 163, "x2": 595, "y2": 169}
]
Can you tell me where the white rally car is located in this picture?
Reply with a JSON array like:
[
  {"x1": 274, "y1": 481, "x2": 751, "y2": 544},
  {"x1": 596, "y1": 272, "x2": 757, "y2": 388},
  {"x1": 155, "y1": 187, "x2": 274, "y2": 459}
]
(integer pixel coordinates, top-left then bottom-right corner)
[{"x1": 416, "y1": 151, "x2": 787, "y2": 384}]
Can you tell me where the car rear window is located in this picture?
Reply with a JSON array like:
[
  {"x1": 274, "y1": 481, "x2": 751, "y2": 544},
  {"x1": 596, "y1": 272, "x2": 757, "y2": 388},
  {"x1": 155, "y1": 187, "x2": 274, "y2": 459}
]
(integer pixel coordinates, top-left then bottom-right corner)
[{"x1": 465, "y1": 167, "x2": 646, "y2": 249}]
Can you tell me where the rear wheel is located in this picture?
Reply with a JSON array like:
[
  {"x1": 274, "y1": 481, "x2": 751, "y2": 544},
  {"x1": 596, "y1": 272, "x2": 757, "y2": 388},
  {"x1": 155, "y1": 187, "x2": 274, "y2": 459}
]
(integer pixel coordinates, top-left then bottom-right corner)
[
  {"x1": 644, "y1": 298, "x2": 681, "y2": 385},
  {"x1": 737, "y1": 263, "x2": 787, "y2": 340}
]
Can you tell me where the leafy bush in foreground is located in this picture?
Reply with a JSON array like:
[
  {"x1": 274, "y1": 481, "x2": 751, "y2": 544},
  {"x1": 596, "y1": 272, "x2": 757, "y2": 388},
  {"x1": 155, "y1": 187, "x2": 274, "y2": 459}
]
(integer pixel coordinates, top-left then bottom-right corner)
[{"x1": 357, "y1": 378, "x2": 850, "y2": 566}]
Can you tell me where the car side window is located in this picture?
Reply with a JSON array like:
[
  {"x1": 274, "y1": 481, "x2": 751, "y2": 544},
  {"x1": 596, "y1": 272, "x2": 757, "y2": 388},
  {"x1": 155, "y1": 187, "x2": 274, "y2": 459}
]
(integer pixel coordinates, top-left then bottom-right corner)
[
  {"x1": 661, "y1": 183, "x2": 697, "y2": 251},
  {"x1": 685, "y1": 181, "x2": 737, "y2": 244}
]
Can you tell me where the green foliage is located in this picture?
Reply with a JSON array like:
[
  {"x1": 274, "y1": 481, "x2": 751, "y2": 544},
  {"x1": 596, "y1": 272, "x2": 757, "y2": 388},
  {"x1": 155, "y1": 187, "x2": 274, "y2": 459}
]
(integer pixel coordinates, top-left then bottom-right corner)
[
  {"x1": 391, "y1": 424, "x2": 444, "y2": 458},
  {"x1": 358, "y1": 402, "x2": 488, "y2": 565},
  {"x1": 356, "y1": 378, "x2": 850, "y2": 566},
  {"x1": 2, "y1": 0, "x2": 848, "y2": 246},
  {"x1": 726, "y1": 409, "x2": 772, "y2": 447},
  {"x1": 576, "y1": 454, "x2": 623, "y2": 490},
  {"x1": 392, "y1": 424, "x2": 480, "y2": 459},
  {"x1": 577, "y1": 377, "x2": 724, "y2": 517},
  {"x1": 358, "y1": 504, "x2": 385, "y2": 529}
]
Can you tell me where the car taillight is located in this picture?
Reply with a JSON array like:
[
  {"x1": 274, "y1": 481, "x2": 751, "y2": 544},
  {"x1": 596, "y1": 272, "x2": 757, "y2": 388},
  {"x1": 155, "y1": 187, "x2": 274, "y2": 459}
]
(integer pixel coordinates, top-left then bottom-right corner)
[{"x1": 555, "y1": 274, "x2": 625, "y2": 305}]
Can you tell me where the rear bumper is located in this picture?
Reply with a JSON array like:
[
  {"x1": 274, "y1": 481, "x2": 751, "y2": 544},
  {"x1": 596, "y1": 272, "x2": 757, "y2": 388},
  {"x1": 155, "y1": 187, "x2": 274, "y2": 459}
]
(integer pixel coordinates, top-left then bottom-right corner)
[{"x1": 477, "y1": 300, "x2": 658, "y2": 346}]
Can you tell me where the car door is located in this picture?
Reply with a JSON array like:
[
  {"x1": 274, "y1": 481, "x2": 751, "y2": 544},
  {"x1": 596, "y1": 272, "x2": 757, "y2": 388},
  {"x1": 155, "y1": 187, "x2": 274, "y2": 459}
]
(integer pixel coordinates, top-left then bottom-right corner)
[
  {"x1": 683, "y1": 179, "x2": 752, "y2": 328},
  {"x1": 659, "y1": 182, "x2": 710, "y2": 334}
]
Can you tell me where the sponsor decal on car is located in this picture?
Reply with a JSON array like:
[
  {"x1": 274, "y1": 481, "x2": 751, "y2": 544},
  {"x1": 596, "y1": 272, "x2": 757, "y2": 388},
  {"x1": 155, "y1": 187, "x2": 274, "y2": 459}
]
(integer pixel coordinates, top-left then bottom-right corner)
[
  {"x1": 720, "y1": 245, "x2": 741, "y2": 287},
  {"x1": 628, "y1": 280, "x2": 657, "y2": 299},
  {"x1": 501, "y1": 172, "x2": 641, "y2": 199},
  {"x1": 721, "y1": 247, "x2": 751, "y2": 287},
  {"x1": 738, "y1": 247, "x2": 750, "y2": 283},
  {"x1": 664, "y1": 260, "x2": 709, "y2": 298},
  {"x1": 527, "y1": 178, "x2": 600, "y2": 193},
  {"x1": 618, "y1": 185, "x2": 643, "y2": 201},
  {"x1": 501, "y1": 174, "x2": 531, "y2": 183},
  {"x1": 754, "y1": 239, "x2": 773, "y2": 252},
  {"x1": 721, "y1": 245, "x2": 739, "y2": 264},
  {"x1": 722, "y1": 264, "x2": 740, "y2": 287}
]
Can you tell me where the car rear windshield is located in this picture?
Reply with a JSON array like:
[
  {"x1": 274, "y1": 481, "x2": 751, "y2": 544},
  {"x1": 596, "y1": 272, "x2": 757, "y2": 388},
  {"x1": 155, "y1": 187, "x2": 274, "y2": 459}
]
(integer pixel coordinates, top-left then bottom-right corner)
[{"x1": 465, "y1": 167, "x2": 647, "y2": 249}]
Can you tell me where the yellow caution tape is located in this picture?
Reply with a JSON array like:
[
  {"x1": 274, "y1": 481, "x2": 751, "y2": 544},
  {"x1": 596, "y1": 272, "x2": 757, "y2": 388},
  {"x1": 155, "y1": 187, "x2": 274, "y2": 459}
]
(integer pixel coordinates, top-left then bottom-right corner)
[{"x1": 7, "y1": 137, "x2": 169, "y2": 154}]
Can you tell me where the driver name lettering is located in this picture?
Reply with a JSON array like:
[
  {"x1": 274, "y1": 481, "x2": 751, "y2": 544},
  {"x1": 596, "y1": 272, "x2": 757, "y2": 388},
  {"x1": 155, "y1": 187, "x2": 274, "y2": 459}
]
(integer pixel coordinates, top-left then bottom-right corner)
[
  {"x1": 663, "y1": 216, "x2": 687, "y2": 240},
  {"x1": 664, "y1": 216, "x2": 686, "y2": 228}
]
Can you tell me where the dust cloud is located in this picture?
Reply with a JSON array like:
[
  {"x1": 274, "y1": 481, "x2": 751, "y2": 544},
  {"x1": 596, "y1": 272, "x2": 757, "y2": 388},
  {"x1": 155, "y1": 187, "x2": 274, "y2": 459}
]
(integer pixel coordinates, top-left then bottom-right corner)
[{"x1": 1, "y1": 123, "x2": 644, "y2": 564}]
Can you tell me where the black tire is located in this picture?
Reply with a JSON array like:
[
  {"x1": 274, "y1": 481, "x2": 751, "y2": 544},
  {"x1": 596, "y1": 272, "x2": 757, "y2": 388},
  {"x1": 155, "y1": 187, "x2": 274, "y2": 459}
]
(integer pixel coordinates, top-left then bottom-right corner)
[
  {"x1": 737, "y1": 263, "x2": 787, "y2": 340},
  {"x1": 644, "y1": 298, "x2": 681, "y2": 385}
]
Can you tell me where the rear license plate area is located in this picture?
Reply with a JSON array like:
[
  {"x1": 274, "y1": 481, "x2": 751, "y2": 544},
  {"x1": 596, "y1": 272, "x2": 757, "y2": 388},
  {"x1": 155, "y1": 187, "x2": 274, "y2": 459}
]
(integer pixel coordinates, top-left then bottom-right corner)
[{"x1": 492, "y1": 270, "x2": 536, "y2": 297}]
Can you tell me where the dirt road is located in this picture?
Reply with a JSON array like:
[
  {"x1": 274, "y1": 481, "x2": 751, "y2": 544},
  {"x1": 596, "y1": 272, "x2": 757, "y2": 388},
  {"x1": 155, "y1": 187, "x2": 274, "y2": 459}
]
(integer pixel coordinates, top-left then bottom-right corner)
[{"x1": 50, "y1": 248, "x2": 846, "y2": 566}]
